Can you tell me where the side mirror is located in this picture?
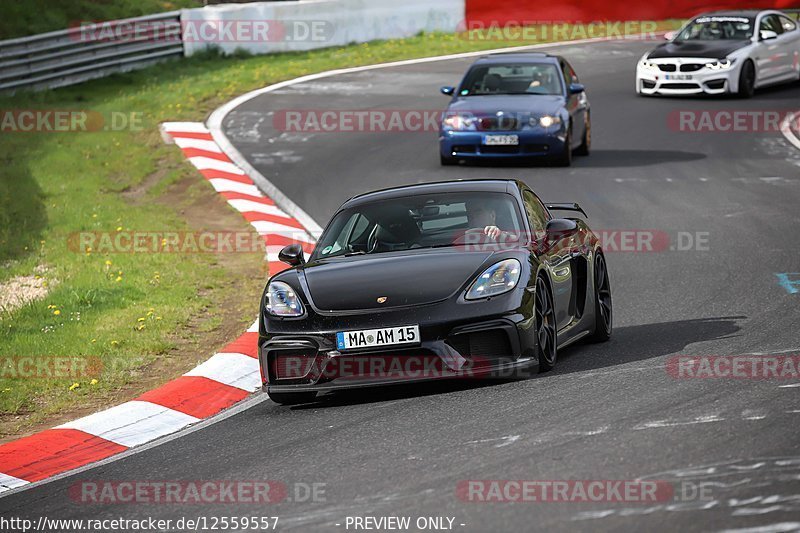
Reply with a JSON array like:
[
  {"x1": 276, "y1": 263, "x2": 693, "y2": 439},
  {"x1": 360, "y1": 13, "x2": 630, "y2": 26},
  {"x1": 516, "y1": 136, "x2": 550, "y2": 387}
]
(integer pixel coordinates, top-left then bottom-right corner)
[
  {"x1": 544, "y1": 218, "x2": 578, "y2": 249},
  {"x1": 440, "y1": 86, "x2": 455, "y2": 96},
  {"x1": 278, "y1": 244, "x2": 305, "y2": 266},
  {"x1": 664, "y1": 31, "x2": 676, "y2": 41},
  {"x1": 760, "y1": 30, "x2": 778, "y2": 41},
  {"x1": 568, "y1": 83, "x2": 585, "y2": 95}
]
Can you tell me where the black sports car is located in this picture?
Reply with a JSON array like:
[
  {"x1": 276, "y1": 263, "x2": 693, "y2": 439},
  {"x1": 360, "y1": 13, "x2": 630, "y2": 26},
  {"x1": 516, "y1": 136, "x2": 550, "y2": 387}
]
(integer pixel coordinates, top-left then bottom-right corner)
[{"x1": 258, "y1": 179, "x2": 612, "y2": 404}]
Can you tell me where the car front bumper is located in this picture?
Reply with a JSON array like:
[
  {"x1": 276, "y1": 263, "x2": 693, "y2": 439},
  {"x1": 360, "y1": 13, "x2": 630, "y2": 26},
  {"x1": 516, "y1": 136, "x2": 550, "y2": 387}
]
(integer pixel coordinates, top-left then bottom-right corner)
[
  {"x1": 439, "y1": 128, "x2": 567, "y2": 159},
  {"x1": 636, "y1": 61, "x2": 739, "y2": 95},
  {"x1": 259, "y1": 293, "x2": 538, "y2": 393}
]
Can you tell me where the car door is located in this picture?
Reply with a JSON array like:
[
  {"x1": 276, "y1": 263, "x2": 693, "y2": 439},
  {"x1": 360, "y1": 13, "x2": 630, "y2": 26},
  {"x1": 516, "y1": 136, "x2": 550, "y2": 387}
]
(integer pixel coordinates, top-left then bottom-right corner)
[
  {"x1": 755, "y1": 14, "x2": 791, "y2": 81},
  {"x1": 777, "y1": 14, "x2": 800, "y2": 77},
  {"x1": 560, "y1": 59, "x2": 587, "y2": 148},
  {"x1": 523, "y1": 189, "x2": 574, "y2": 330}
]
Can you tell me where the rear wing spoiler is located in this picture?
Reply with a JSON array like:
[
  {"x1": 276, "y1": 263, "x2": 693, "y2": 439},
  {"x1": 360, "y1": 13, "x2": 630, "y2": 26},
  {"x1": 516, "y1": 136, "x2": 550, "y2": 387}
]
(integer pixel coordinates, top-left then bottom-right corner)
[{"x1": 545, "y1": 203, "x2": 588, "y2": 218}]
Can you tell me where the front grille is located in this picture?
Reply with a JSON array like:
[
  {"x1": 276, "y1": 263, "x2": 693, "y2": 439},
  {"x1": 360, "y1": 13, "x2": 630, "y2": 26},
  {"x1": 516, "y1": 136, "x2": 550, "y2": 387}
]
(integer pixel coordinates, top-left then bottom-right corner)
[
  {"x1": 661, "y1": 83, "x2": 698, "y2": 90},
  {"x1": 657, "y1": 64, "x2": 677, "y2": 72},
  {"x1": 326, "y1": 349, "x2": 443, "y2": 380},
  {"x1": 477, "y1": 117, "x2": 519, "y2": 131},
  {"x1": 447, "y1": 329, "x2": 514, "y2": 367},
  {"x1": 452, "y1": 145, "x2": 476, "y2": 154},
  {"x1": 480, "y1": 145, "x2": 520, "y2": 154},
  {"x1": 680, "y1": 63, "x2": 703, "y2": 72},
  {"x1": 272, "y1": 352, "x2": 316, "y2": 380},
  {"x1": 523, "y1": 143, "x2": 549, "y2": 153}
]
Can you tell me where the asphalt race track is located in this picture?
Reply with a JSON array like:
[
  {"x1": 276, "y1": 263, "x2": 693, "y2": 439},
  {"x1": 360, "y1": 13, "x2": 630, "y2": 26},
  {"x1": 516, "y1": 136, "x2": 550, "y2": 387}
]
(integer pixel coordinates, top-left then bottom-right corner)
[{"x1": 3, "y1": 39, "x2": 800, "y2": 532}]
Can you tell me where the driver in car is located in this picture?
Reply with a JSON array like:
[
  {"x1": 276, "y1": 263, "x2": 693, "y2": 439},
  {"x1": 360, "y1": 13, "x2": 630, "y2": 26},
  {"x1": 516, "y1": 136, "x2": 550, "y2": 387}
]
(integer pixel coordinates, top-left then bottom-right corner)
[{"x1": 465, "y1": 200, "x2": 519, "y2": 242}]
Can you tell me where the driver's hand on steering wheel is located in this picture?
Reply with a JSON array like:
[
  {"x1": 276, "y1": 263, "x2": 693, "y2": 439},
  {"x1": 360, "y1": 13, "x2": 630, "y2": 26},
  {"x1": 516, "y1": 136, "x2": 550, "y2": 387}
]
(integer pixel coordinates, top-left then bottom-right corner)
[{"x1": 484, "y1": 226, "x2": 502, "y2": 240}]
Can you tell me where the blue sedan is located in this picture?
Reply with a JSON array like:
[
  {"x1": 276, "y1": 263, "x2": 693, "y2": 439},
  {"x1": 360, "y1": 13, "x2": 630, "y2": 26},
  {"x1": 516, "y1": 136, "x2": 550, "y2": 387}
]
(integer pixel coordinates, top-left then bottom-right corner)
[{"x1": 439, "y1": 53, "x2": 590, "y2": 166}]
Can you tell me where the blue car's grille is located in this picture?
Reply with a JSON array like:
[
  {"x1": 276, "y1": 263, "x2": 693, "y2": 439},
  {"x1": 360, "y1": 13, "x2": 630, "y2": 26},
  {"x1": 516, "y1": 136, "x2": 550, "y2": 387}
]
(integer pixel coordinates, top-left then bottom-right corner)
[{"x1": 477, "y1": 116, "x2": 520, "y2": 131}]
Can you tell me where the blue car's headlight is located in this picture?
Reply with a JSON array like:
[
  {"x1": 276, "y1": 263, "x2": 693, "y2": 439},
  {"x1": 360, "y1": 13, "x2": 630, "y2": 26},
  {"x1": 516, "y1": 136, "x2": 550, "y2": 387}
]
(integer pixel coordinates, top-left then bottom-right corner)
[
  {"x1": 442, "y1": 112, "x2": 477, "y2": 131},
  {"x1": 465, "y1": 259, "x2": 522, "y2": 300},
  {"x1": 265, "y1": 281, "x2": 305, "y2": 317}
]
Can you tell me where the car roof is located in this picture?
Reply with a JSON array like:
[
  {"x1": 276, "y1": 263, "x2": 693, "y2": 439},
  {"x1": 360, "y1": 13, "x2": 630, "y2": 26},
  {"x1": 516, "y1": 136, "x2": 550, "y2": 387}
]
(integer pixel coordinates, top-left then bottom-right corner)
[
  {"x1": 472, "y1": 52, "x2": 560, "y2": 66},
  {"x1": 341, "y1": 179, "x2": 523, "y2": 209},
  {"x1": 694, "y1": 10, "x2": 762, "y2": 18}
]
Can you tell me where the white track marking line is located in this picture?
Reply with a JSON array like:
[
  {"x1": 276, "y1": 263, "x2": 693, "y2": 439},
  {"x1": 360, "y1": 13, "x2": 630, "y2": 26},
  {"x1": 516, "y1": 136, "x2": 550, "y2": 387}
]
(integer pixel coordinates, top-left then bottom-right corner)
[
  {"x1": 226, "y1": 199, "x2": 286, "y2": 216},
  {"x1": 187, "y1": 156, "x2": 243, "y2": 174},
  {"x1": 162, "y1": 122, "x2": 210, "y2": 134},
  {"x1": 0, "y1": 473, "x2": 29, "y2": 491},
  {"x1": 207, "y1": 178, "x2": 262, "y2": 196},
  {"x1": 184, "y1": 352, "x2": 261, "y2": 391},
  {"x1": 780, "y1": 111, "x2": 800, "y2": 151},
  {"x1": 173, "y1": 137, "x2": 224, "y2": 152},
  {"x1": 56, "y1": 401, "x2": 200, "y2": 448}
]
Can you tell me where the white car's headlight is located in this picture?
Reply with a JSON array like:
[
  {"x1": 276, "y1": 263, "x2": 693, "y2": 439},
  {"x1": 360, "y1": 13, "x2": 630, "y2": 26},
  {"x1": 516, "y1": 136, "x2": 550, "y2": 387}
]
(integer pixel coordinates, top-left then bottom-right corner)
[
  {"x1": 537, "y1": 115, "x2": 562, "y2": 128},
  {"x1": 465, "y1": 259, "x2": 522, "y2": 300},
  {"x1": 705, "y1": 59, "x2": 734, "y2": 70},
  {"x1": 265, "y1": 281, "x2": 305, "y2": 317},
  {"x1": 442, "y1": 113, "x2": 477, "y2": 131},
  {"x1": 640, "y1": 60, "x2": 660, "y2": 71}
]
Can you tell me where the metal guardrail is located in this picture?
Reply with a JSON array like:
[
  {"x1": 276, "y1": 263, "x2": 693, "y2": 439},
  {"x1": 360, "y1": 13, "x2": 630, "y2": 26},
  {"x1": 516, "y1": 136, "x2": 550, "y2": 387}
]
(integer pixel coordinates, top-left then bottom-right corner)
[{"x1": 0, "y1": 11, "x2": 183, "y2": 93}]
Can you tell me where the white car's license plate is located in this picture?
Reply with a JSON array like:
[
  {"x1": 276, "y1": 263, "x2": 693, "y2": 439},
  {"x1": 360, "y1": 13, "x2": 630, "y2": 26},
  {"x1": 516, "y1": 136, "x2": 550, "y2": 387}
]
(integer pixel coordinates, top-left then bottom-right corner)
[
  {"x1": 336, "y1": 325, "x2": 420, "y2": 351},
  {"x1": 484, "y1": 134, "x2": 519, "y2": 146},
  {"x1": 666, "y1": 74, "x2": 692, "y2": 80}
]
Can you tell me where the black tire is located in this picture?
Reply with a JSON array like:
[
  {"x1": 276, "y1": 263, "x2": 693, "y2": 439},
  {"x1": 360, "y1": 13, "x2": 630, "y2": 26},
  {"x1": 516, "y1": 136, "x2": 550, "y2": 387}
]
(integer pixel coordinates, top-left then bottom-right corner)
[
  {"x1": 555, "y1": 127, "x2": 572, "y2": 166},
  {"x1": 737, "y1": 60, "x2": 756, "y2": 98},
  {"x1": 575, "y1": 114, "x2": 590, "y2": 156},
  {"x1": 588, "y1": 252, "x2": 612, "y2": 342},
  {"x1": 535, "y1": 275, "x2": 558, "y2": 372},
  {"x1": 267, "y1": 391, "x2": 317, "y2": 405},
  {"x1": 440, "y1": 154, "x2": 457, "y2": 166}
]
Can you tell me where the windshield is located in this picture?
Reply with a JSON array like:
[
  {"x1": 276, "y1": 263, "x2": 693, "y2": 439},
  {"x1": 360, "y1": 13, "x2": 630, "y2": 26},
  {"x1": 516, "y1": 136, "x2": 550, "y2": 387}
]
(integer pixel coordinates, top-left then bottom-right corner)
[
  {"x1": 675, "y1": 16, "x2": 755, "y2": 41},
  {"x1": 312, "y1": 192, "x2": 525, "y2": 260},
  {"x1": 458, "y1": 63, "x2": 563, "y2": 96}
]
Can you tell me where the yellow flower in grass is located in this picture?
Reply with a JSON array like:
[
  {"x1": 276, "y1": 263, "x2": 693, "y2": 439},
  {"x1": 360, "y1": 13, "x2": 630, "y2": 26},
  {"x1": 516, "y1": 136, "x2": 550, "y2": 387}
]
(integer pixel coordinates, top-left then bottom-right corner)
[
  {"x1": 90, "y1": 379, "x2": 99, "y2": 386},
  {"x1": 69, "y1": 382, "x2": 80, "y2": 391},
  {"x1": 105, "y1": 260, "x2": 112, "y2": 266},
  {"x1": 115, "y1": 276, "x2": 122, "y2": 282},
  {"x1": 53, "y1": 310, "x2": 61, "y2": 316}
]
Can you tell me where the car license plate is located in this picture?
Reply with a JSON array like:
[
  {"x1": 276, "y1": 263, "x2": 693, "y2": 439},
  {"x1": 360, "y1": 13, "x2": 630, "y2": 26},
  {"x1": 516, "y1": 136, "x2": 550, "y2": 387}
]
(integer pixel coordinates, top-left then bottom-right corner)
[
  {"x1": 665, "y1": 74, "x2": 692, "y2": 80},
  {"x1": 484, "y1": 134, "x2": 519, "y2": 146},
  {"x1": 336, "y1": 325, "x2": 420, "y2": 351}
]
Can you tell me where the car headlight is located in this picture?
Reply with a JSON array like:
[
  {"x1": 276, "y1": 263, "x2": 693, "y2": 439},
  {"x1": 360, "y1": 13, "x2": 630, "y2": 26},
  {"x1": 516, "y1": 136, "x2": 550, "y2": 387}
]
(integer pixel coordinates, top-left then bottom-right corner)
[
  {"x1": 265, "y1": 281, "x2": 305, "y2": 317},
  {"x1": 442, "y1": 113, "x2": 477, "y2": 131},
  {"x1": 639, "y1": 59, "x2": 660, "y2": 71},
  {"x1": 465, "y1": 259, "x2": 522, "y2": 300},
  {"x1": 705, "y1": 59, "x2": 734, "y2": 70},
  {"x1": 537, "y1": 115, "x2": 562, "y2": 128}
]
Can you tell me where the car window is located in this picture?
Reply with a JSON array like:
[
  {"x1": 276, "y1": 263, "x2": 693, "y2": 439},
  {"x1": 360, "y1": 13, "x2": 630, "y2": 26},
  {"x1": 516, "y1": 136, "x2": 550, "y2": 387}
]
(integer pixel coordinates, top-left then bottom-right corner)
[
  {"x1": 779, "y1": 15, "x2": 797, "y2": 32},
  {"x1": 676, "y1": 16, "x2": 754, "y2": 40},
  {"x1": 562, "y1": 61, "x2": 579, "y2": 84},
  {"x1": 760, "y1": 15, "x2": 785, "y2": 35},
  {"x1": 522, "y1": 190, "x2": 549, "y2": 238},
  {"x1": 312, "y1": 192, "x2": 525, "y2": 259},
  {"x1": 459, "y1": 63, "x2": 564, "y2": 96}
]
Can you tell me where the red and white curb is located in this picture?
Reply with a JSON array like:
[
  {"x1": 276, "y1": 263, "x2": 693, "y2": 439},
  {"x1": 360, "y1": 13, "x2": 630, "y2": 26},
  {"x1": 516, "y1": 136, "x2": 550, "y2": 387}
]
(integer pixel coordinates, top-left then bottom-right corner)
[{"x1": 0, "y1": 122, "x2": 316, "y2": 494}]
